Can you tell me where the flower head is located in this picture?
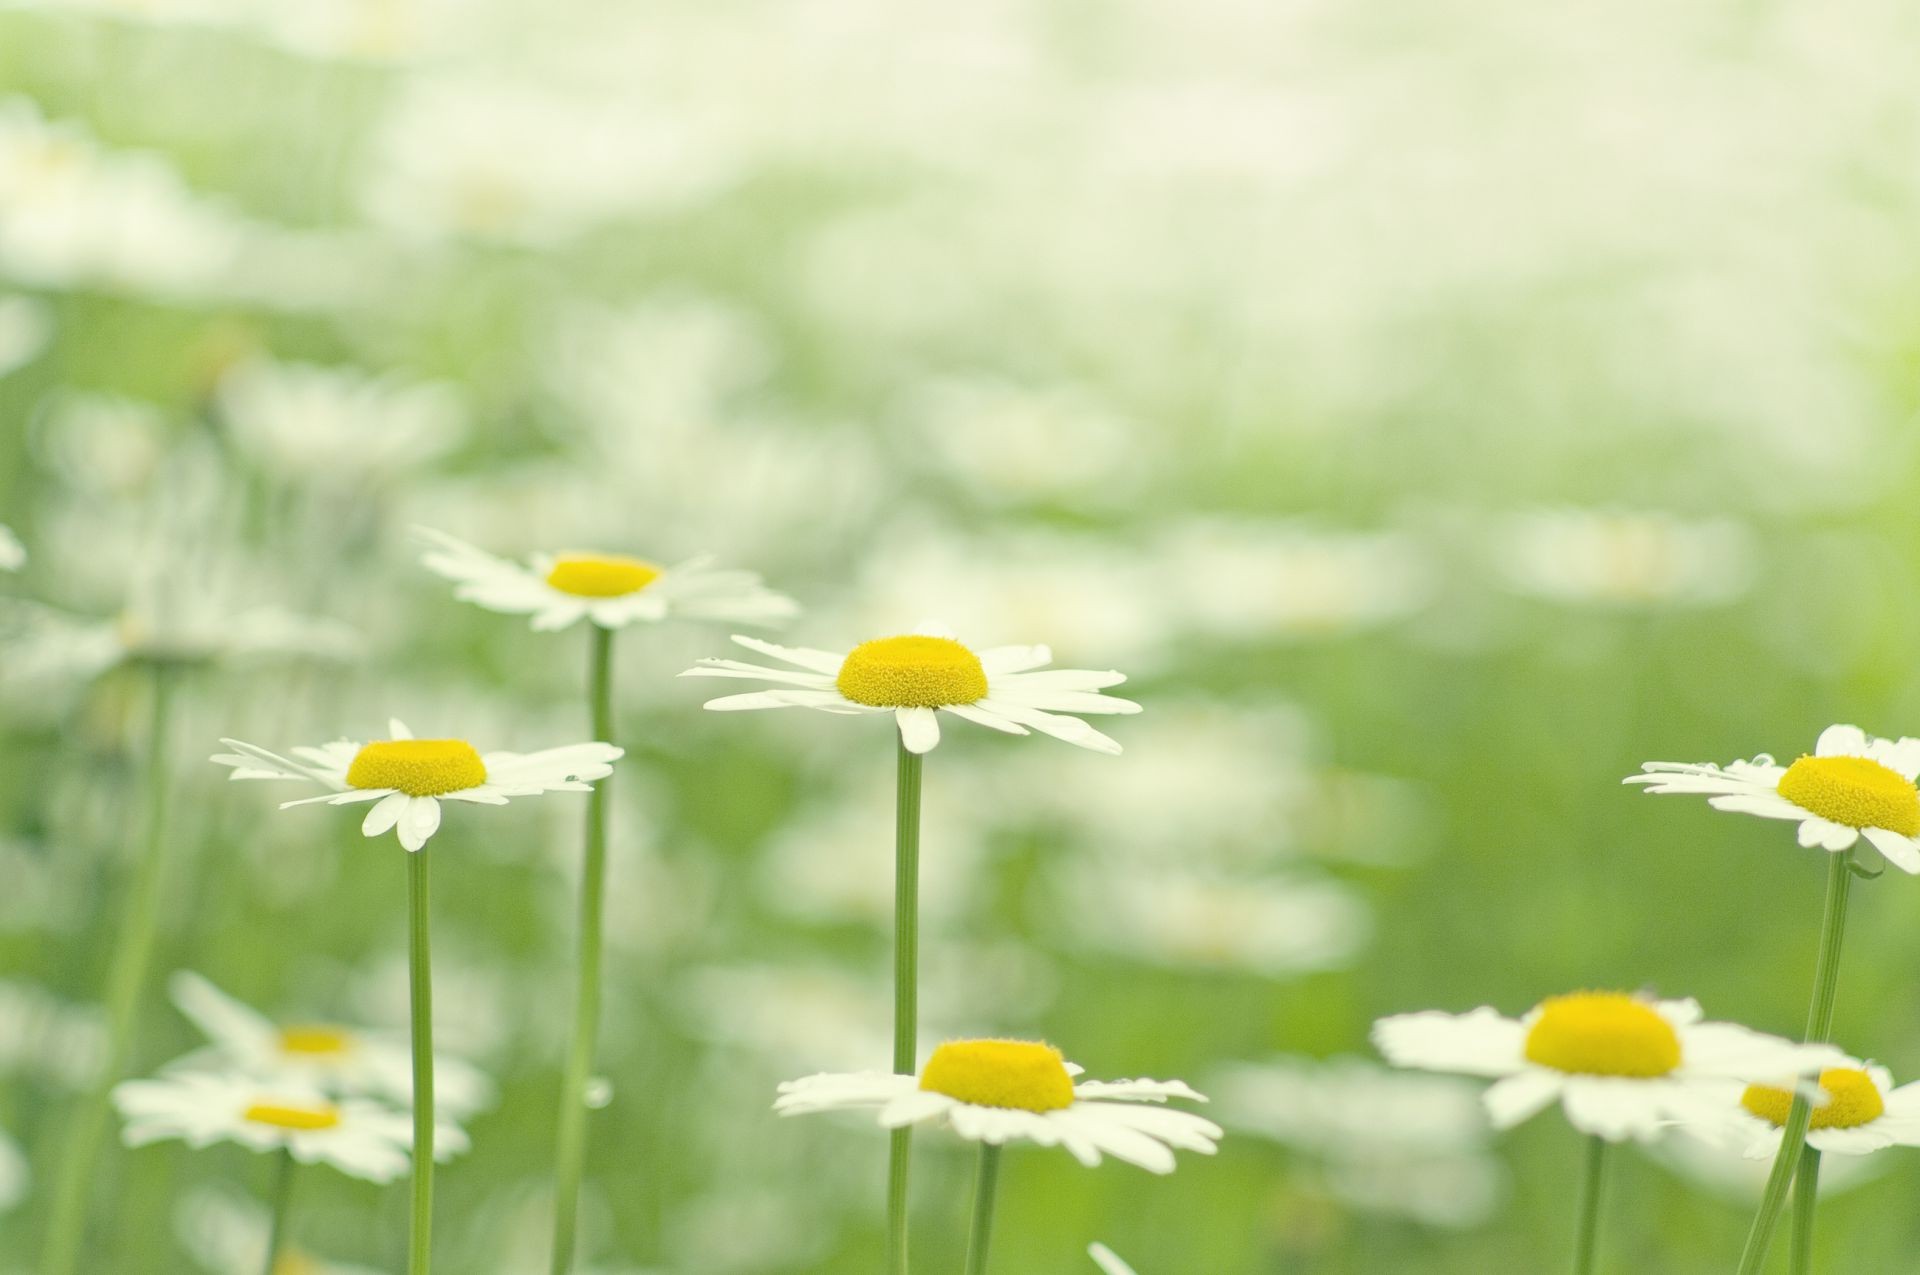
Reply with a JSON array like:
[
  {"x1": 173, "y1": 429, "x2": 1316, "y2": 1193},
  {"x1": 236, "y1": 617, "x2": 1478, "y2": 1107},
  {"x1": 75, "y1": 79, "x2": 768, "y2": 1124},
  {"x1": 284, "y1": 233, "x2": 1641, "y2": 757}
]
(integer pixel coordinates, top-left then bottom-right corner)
[
  {"x1": 417, "y1": 527, "x2": 796, "y2": 632},
  {"x1": 1374, "y1": 993, "x2": 1842, "y2": 1142},
  {"x1": 683, "y1": 623, "x2": 1140, "y2": 754},
  {"x1": 1680, "y1": 1057, "x2": 1920, "y2": 1160},
  {"x1": 1626, "y1": 724, "x2": 1920, "y2": 872},
  {"x1": 774, "y1": 1038, "x2": 1219, "y2": 1173},
  {"x1": 212, "y1": 717, "x2": 620, "y2": 851}
]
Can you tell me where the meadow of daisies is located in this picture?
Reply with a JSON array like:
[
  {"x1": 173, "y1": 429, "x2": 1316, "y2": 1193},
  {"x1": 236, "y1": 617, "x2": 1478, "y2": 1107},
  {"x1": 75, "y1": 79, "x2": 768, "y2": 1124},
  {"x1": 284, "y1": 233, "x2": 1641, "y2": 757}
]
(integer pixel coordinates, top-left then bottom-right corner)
[{"x1": 8, "y1": 1, "x2": 1920, "y2": 1273}]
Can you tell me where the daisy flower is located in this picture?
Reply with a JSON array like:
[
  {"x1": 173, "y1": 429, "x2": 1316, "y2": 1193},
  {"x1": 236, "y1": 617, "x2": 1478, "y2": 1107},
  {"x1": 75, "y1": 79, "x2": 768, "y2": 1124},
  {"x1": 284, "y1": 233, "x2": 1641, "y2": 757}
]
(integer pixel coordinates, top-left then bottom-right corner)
[
  {"x1": 1373, "y1": 992, "x2": 1842, "y2": 1142},
  {"x1": 416, "y1": 526, "x2": 796, "y2": 632},
  {"x1": 682, "y1": 624, "x2": 1141, "y2": 755},
  {"x1": 774, "y1": 1038, "x2": 1221, "y2": 1174},
  {"x1": 112, "y1": 1071, "x2": 466, "y2": 1183},
  {"x1": 1683, "y1": 1058, "x2": 1920, "y2": 1160},
  {"x1": 211, "y1": 718, "x2": 622, "y2": 852},
  {"x1": 166, "y1": 972, "x2": 493, "y2": 1118},
  {"x1": 1624, "y1": 724, "x2": 1920, "y2": 873}
]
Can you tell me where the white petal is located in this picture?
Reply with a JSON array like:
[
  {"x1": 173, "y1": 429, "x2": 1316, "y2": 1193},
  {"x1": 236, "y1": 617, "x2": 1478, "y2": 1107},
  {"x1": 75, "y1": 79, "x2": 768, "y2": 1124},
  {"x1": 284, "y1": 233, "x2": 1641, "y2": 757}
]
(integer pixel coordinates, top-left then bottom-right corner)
[
  {"x1": 1862, "y1": 827, "x2": 1920, "y2": 874},
  {"x1": 362, "y1": 792, "x2": 410, "y2": 836},
  {"x1": 1372, "y1": 1008, "x2": 1525, "y2": 1077},
  {"x1": 1816, "y1": 725, "x2": 1868, "y2": 757},
  {"x1": 1484, "y1": 1071, "x2": 1563, "y2": 1129},
  {"x1": 396, "y1": 797, "x2": 441, "y2": 851},
  {"x1": 896, "y1": 707, "x2": 941, "y2": 754}
]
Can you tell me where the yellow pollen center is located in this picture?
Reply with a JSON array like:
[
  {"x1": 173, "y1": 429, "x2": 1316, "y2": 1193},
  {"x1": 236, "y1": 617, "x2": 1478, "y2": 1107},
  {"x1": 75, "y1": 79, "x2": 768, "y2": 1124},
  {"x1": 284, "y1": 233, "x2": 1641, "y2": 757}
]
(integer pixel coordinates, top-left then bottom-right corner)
[
  {"x1": 1522, "y1": 993, "x2": 1682, "y2": 1077},
  {"x1": 545, "y1": 554, "x2": 663, "y2": 598},
  {"x1": 835, "y1": 636, "x2": 988, "y2": 708},
  {"x1": 1776, "y1": 755, "x2": 1920, "y2": 835},
  {"x1": 277, "y1": 1025, "x2": 354, "y2": 1057},
  {"x1": 346, "y1": 739, "x2": 486, "y2": 797},
  {"x1": 242, "y1": 1100, "x2": 341, "y2": 1132},
  {"x1": 919, "y1": 1039, "x2": 1076, "y2": 1112},
  {"x1": 1742, "y1": 1068, "x2": 1886, "y2": 1130}
]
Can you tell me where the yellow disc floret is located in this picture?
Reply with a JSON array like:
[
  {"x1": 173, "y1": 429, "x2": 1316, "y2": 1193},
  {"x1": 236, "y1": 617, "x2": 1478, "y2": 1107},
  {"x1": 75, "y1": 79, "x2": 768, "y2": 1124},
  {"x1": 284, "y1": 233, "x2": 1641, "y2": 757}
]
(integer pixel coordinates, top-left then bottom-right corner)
[
  {"x1": 346, "y1": 739, "x2": 487, "y2": 797},
  {"x1": 920, "y1": 1039, "x2": 1077, "y2": 1113},
  {"x1": 1522, "y1": 992, "x2": 1682, "y2": 1078},
  {"x1": 1742, "y1": 1068, "x2": 1886, "y2": 1130},
  {"x1": 545, "y1": 554, "x2": 663, "y2": 598},
  {"x1": 278, "y1": 1026, "x2": 354, "y2": 1057},
  {"x1": 1777, "y1": 755, "x2": 1920, "y2": 835},
  {"x1": 835, "y1": 636, "x2": 989, "y2": 708},
  {"x1": 242, "y1": 1100, "x2": 342, "y2": 1132}
]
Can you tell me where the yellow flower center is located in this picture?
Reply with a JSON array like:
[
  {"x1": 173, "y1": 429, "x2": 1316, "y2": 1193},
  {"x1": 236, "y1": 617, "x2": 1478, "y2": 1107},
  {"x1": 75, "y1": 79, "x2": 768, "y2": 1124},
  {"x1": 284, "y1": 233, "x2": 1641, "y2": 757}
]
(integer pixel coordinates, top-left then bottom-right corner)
[
  {"x1": 242, "y1": 1100, "x2": 342, "y2": 1132},
  {"x1": 545, "y1": 554, "x2": 663, "y2": 598},
  {"x1": 1522, "y1": 993, "x2": 1682, "y2": 1078},
  {"x1": 919, "y1": 1039, "x2": 1076, "y2": 1113},
  {"x1": 1742, "y1": 1068, "x2": 1886, "y2": 1130},
  {"x1": 1776, "y1": 755, "x2": 1920, "y2": 835},
  {"x1": 835, "y1": 636, "x2": 989, "y2": 708},
  {"x1": 345, "y1": 739, "x2": 487, "y2": 797},
  {"x1": 278, "y1": 1025, "x2": 354, "y2": 1057}
]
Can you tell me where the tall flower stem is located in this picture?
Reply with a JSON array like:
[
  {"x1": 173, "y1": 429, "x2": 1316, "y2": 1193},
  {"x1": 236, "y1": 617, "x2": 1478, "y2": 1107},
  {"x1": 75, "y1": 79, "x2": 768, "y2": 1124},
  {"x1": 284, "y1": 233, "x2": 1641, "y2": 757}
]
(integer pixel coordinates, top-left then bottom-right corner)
[
  {"x1": 1790, "y1": 1146, "x2": 1821, "y2": 1275},
  {"x1": 886, "y1": 739, "x2": 923, "y2": 1275},
  {"x1": 262, "y1": 1148, "x2": 296, "y2": 1275},
  {"x1": 41, "y1": 663, "x2": 176, "y2": 1275},
  {"x1": 1572, "y1": 1134, "x2": 1608, "y2": 1275},
  {"x1": 407, "y1": 843, "x2": 437, "y2": 1275},
  {"x1": 1736, "y1": 850, "x2": 1853, "y2": 1275},
  {"x1": 550, "y1": 622, "x2": 615, "y2": 1275},
  {"x1": 962, "y1": 1143, "x2": 1002, "y2": 1275}
]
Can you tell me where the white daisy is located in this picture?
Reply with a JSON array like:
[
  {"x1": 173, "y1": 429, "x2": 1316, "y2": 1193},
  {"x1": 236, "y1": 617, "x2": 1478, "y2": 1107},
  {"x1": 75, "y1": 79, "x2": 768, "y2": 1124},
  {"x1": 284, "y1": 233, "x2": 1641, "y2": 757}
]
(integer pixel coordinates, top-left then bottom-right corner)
[
  {"x1": 211, "y1": 718, "x2": 621, "y2": 852},
  {"x1": 682, "y1": 623, "x2": 1141, "y2": 755},
  {"x1": 112, "y1": 1071, "x2": 465, "y2": 1183},
  {"x1": 1681, "y1": 1058, "x2": 1920, "y2": 1160},
  {"x1": 417, "y1": 526, "x2": 797, "y2": 632},
  {"x1": 1624, "y1": 724, "x2": 1920, "y2": 873},
  {"x1": 166, "y1": 971, "x2": 493, "y2": 1118},
  {"x1": 774, "y1": 1038, "x2": 1220, "y2": 1174},
  {"x1": 1373, "y1": 992, "x2": 1842, "y2": 1143}
]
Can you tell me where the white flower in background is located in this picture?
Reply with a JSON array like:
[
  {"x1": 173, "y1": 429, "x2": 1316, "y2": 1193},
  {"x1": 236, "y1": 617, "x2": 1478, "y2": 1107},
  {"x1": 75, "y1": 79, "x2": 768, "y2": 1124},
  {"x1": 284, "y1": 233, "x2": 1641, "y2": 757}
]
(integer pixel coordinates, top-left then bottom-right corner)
[
  {"x1": 30, "y1": 390, "x2": 168, "y2": 496},
  {"x1": 777, "y1": 1039, "x2": 1220, "y2": 1174},
  {"x1": 0, "y1": 293, "x2": 49, "y2": 378},
  {"x1": 212, "y1": 718, "x2": 621, "y2": 852},
  {"x1": 684, "y1": 624, "x2": 1140, "y2": 754},
  {"x1": 175, "y1": 1184, "x2": 386, "y2": 1275},
  {"x1": 1679, "y1": 1058, "x2": 1920, "y2": 1160},
  {"x1": 1652, "y1": 1133, "x2": 1885, "y2": 1205},
  {"x1": 1089, "y1": 1244, "x2": 1136, "y2": 1275},
  {"x1": 1626, "y1": 724, "x2": 1920, "y2": 873},
  {"x1": 0, "y1": 524, "x2": 22, "y2": 571},
  {"x1": 0, "y1": 1125, "x2": 25, "y2": 1213},
  {"x1": 167, "y1": 972, "x2": 493, "y2": 1118},
  {"x1": 0, "y1": 979, "x2": 105, "y2": 1089},
  {"x1": 113, "y1": 1071, "x2": 463, "y2": 1182},
  {"x1": 1375, "y1": 993, "x2": 1841, "y2": 1142},
  {"x1": 216, "y1": 358, "x2": 463, "y2": 483},
  {"x1": 899, "y1": 375, "x2": 1148, "y2": 509},
  {"x1": 417, "y1": 527, "x2": 796, "y2": 632},
  {"x1": 1495, "y1": 507, "x2": 1757, "y2": 608}
]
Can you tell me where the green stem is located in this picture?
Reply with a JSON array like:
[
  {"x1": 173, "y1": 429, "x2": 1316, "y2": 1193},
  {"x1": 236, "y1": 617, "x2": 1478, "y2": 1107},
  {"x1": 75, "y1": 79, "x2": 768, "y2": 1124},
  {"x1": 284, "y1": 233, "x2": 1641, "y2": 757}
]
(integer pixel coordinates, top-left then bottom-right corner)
[
  {"x1": 886, "y1": 740, "x2": 923, "y2": 1275},
  {"x1": 1572, "y1": 1135, "x2": 1608, "y2": 1275},
  {"x1": 1736, "y1": 850, "x2": 1852, "y2": 1275},
  {"x1": 41, "y1": 664, "x2": 175, "y2": 1275},
  {"x1": 262, "y1": 1149, "x2": 296, "y2": 1275},
  {"x1": 549, "y1": 623, "x2": 615, "y2": 1275},
  {"x1": 963, "y1": 1144, "x2": 1002, "y2": 1275},
  {"x1": 408, "y1": 843, "x2": 436, "y2": 1275},
  {"x1": 1790, "y1": 1146, "x2": 1820, "y2": 1275}
]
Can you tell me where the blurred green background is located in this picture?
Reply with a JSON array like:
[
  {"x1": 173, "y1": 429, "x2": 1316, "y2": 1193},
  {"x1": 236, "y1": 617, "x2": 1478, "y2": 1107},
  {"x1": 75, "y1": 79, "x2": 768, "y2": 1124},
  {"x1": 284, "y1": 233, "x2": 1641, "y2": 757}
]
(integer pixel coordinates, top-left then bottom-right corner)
[{"x1": 6, "y1": 0, "x2": 1920, "y2": 1270}]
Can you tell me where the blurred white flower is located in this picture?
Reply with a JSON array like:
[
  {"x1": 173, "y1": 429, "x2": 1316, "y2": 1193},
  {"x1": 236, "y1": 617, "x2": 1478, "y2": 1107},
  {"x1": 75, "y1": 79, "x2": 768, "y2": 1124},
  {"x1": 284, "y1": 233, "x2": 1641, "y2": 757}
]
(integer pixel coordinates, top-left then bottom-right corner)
[
  {"x1": 31, "y1": 390, "x2": 169, "y2": 496},
  {"x1": 217, "y1": 359, "x2": 463, "y2": 485},
  {"x1": 897, "y1": 375, "x2": 1150, "y2": 509},
  {"x1": 0, "y1": 523, "x2": 21, "y2": 571},
  {"x1": 0, "y1": 979, "x2": 105, "y2": 1088},
  {"x1": 1495, "y1": 508, "x2": 1757, "y2": 608},
  {"x1": 0, "y1": 292, "x2": 48, "y2": 378},
  {"x1": 175, "y1": 1183, "x2": 387, "y2": 1275}
]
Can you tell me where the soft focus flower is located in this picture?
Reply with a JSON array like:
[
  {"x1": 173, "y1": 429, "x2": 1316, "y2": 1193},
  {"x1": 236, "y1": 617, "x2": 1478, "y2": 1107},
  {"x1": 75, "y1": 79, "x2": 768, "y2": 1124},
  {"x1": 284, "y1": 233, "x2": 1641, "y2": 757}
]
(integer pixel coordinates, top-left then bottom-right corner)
[
  {"x1": 1680, "y1": 1058, "x2": 1920, "y2": 1160},
  {"x1": 174, "y1": 1184, "x2": 387, "y2": 1275},
  {"x1": 216, "y1": 358, "x2": 464, "y2": 485},
  {"x1": 0, "y1": 524, "x2": 22, "y2": 571},
  {"x1": 212, "y1": 718, "x2": 621, "y2": 851},
  {"x1": 1494, "y1": 507, "x2": 1757, "y2": 608}
]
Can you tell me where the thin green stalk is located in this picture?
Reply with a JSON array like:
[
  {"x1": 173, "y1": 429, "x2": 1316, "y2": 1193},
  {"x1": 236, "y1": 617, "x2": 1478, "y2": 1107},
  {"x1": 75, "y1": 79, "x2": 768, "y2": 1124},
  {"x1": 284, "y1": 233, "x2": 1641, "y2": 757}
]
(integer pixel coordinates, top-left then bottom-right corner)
[
  {"x1": 963, "y1": 1144, "x2": 1002, "y2": 1275},
  {"x1": 262, "y1": 1148, "x2": 296, "y2": 1275},
  {"x1": 408, "y1": 843, "x2": 436, "y2": 1275},
  {"x1": 549, "y1": 622, "x2": 615, "y2": 1275},
  {"x1": 41, "y1": 664, "x2": 176, "y2": 1275},
  {"x1": 1572, "y1": 1135, "x2": 1608, "y2": 1275},
  {"x1": 1736, "y1": 851, "x2": 1853, "y2": 1275},
  {"x1": 1790, "y1": 1146, "x2": 1820, "y2": 1275},
  {"x1": 886, "y1": 740, "x2": 923, "y2": 1275}
]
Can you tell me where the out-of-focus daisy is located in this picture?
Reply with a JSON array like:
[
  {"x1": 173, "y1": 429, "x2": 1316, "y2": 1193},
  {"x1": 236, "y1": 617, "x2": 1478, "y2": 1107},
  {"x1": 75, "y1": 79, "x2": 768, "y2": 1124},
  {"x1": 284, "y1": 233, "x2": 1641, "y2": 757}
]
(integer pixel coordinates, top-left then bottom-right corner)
[
  {"x1": 1373, "y1": 993, "x2": 1840, "y2": 1142},
  {"x1": 216, "y1": 358, "x2": 463, "y2": 485},
  {"x1": 212, "y1": 718, "x2": 621, "y2": 852},
  {"x1": 683, "y1": 624, "x2": 1140, "y2": 754},
  {"x1": 775, "y1": 1038, "x2": 1220, "y2": 1174},
  {"x1": 167, "y1": 972, "x2": 492, "y2": 1118},
  {"x1": 113, "y1": 1071, "x2": 464, "y2": 1183},
  {"x1": 0, "y1": 524, "x2": 22, "y2": 571},
  {"x1": 175, "y1": 1184, "x2": 386, "y2": 1275},
  {"x1": 1625, "y1": 724, "x2": 1920, "y2": 873},
  {"x1": 1494, "y1": 507, "x2": 1757, "y2": 609},
  {"x1": 417, "y1": 527, "x2": 795, "y2": 632},
  {"x1": 1682, "y1": 1058, "x2": 1920, "y2": 1160}
]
